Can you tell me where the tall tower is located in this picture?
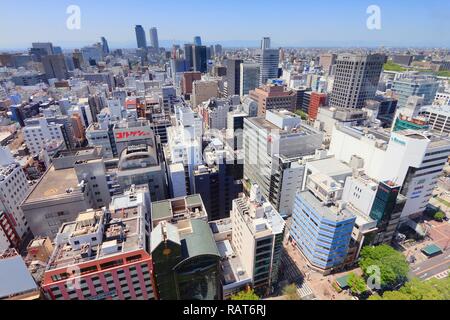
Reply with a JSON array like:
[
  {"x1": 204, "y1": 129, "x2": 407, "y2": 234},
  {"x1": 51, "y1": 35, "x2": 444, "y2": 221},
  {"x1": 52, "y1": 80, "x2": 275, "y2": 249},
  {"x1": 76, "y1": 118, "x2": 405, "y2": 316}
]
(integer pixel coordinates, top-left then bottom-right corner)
[
  {"x1": 100, "y1": 37, "x2": 110, "y2": 55},
  {"x1": 226, "y1": 58, "x2": 243, "y2": 96},
  {"x1": 135, "y1": 25, "x2": 147, "y2": 49},
  {"x1": 330, "y1": 53, "x2": 386, "y2": 109},
  {"x1": 193, "y1": 36, "x2": 202, "y2": 46},
  {"x1": 261, "y1": 37, "x2": 271, "y2": 49},
  {"x1": 256, "y1": 48, "x2": 279, "y2": 86},
  {"x1": 150, "y1": 27, "x2": 159, "y2": 50}
]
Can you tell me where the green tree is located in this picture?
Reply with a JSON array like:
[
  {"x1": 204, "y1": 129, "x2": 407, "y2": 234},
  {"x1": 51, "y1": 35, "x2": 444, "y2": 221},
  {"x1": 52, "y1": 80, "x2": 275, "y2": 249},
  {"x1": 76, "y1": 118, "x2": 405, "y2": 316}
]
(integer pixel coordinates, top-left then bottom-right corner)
[
  {"x1": 359, "y1": 245, "x2": 409, "y2": 288},
  {"x1": 282, "y1": 284, "x2": 300, "y2": 300},
  {"x1": 231, "y1": 289, "x2": 260, "y2": 301},
  {"x1": 434, "y1": 211, "x2": 446, "y2": 222},
  {"x1": 369, "y1": 277, "x2": 450, "y2": 300},
  {"x1": 347, "y1": 273, "x2": 367, "y2": 295}
]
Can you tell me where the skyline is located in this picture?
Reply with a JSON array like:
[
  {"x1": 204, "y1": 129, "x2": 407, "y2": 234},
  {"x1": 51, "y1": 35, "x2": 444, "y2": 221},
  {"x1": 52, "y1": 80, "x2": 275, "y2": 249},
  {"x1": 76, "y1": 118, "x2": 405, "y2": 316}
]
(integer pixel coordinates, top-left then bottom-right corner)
[{"x1": 1, "y1": 0, "x2": 450, "y2": 50}]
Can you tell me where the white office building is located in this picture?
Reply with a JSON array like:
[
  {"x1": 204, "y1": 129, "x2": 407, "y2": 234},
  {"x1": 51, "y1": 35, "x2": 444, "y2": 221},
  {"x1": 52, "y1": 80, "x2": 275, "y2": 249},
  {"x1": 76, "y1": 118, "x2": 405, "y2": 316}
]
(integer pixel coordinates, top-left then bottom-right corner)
[
  {"x1": 23, "y1": 118, "x2": 65, "y2": 156},
  {"x1": 0, "y1": 148, "x2": 30, "y2": 252},
  {"x1": 330, "y1": 125, "x2": 450, "y2": 220}
]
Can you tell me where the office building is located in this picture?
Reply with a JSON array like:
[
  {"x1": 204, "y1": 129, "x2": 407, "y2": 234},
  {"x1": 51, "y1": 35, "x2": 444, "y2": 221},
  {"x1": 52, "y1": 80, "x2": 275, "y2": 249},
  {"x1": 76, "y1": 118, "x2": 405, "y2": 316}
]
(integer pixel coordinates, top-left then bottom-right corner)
[
  {"x1": 23, "y1": 117, "x2": 65, "y2": 156},
  {"x1": 261, "y1": 37, "x2": 271, "y2": 50},
  {"x1": 231, "y1": 185, "x2": 285, "y2": 296},
  {"x1": 256, "y1": 48, "x2": 280, "y2": 86},
  {"x1": 193, "y1": 36, "x2": 202, "y2": 46},
  {"x1": 392, "y1": 75, "x2": 439, "y2": 109},
  {"x1": 42, "y1": 54, "x2": 68, "y2": 80},
  {"x1": 319, "y1": 53, "x2": 337, "y2": 75},
  {"x1": 135, "y1": 25, "x2": 147, "y2": 49},
  {"x1": 226, "y1": 59, "x2": 243, "y2": 97},
  {"x1": 192, "y1": 80, "x2": 219, "y2": 108},
  {"x1": 330, "y1": 53, "x2": 386, "y2": 109},
  {"x1": 32, "y1": 42, "x2": 54, "y2": 55},
  {"x1": 240, "y1": 63, "x2": 260, "y2": 96},
  {"x1": 193, "y1": 143, "x2": 243, "y2": 221},
  {"x1": 181, "y1": 71, "x2": 201, "y2": 97},
  {"x1": 308, "y1": 92, "x2": 327, "y2": 120},
  {"x1": 249, "y1": 84, "x2": 296, "y2": 116},
  {"x1": 244, "y1": 110, "x2": 323, "y2": 216},
  {"x1": 291, "y1": 174, "x2": 356, "y2": 274},
  {"x1": 149, "y1": 27, "x2": 159, "y2": 50},
  {"x1": 434, "y1": 92, "x2": 450, "y2": 106},
  {"x1": 183, "y1": 44, "x2": 194, "y2": 71},
  {"x1": 0, "y1": 148, "x2": 30, "y2": 252},
  {"x1": 198, "y1": 98, "x2": 232, "y2": 130},
  {"x1": 42, "y1": 185, "x2": 155, "y2": 300},
  {"x1": 330, "y1": 125, "x2": 450, "y2": 220},
  {"x1": 193, "y1": 45, "x2": 207, "y2": 73},
  {"x1": 81, "y1": 46, "x2": 103, "y2": 65},
  {"x1": 101, "y1": 37, "x2": 110, "y2": 55},
  {"x1": 11, "y1": 70, "x2": 46, "y2": 86},
  {"x1": 21, "y1": 148, "x2": 110, "y2": 238},
  {"x1": 420, "y1": 105, "x2": 450, "y2": 135}
]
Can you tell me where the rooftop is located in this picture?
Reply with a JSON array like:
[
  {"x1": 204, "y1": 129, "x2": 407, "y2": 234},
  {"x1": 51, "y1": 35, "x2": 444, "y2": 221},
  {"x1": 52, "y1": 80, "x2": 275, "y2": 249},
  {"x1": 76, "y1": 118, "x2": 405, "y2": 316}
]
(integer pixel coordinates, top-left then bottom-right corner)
[
  {"x1": 0, "y1": 250, "x2": 38, "y2": 299},
  {"x1": 299, "y1": 190, "x2": 355, "y2": 223},
  {"x1": 151, "y1": 194, "x2": 207, "y2": 226},
  {"x1": 23, "y1": 165, "x2": 81, "y2": 203}
]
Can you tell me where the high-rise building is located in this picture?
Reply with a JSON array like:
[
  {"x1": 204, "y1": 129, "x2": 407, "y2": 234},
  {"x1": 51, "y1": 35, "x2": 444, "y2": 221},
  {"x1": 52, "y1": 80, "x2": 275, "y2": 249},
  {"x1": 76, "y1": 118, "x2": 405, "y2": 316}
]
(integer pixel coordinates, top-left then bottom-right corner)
[
  {"x1": 225, "y1": 58, "x2": 243, "y2": 97},
  {"x1": 183, "y1": 44, "x2": 194, "y2": 71},
  {"x1": 231, "y1": 185, "x2": 285, "y2": 296},
  {"x1": 32, "y1": 42, "x2": 54, "y2": 55},
  {"x1": 330, "y1": 53, "x2": 386, "y2": 109},
  {"x1": 256, "y1": 48, "x2": 279, "y2": 86},
  {"x1": 319, "y1": 53, "x2": 337, "y2": 75},
  {"x1": 261, "y1": 37, "x2": 271, "y2": 50},
  {"x1": 214, "y1": 44, "x2": 223, "y2": 57},
  {"x1": 101, "y1": 37, "x2": 110, "y2": 55},
  {"x1": 149, "y1": 27, "x2": 159, "y2": 50},
  {"x1": 240, "y1": 62, "x2": 260, "y2": 96},
  {"x1": 193, "y1": 45, "x2": 207, "y2": 73},
  {"x1": 244, "y1": 110, "x2": 323, "y2": 216},
  {"x1": 291, "y1": 175, "x2": 356, "y2": 274},
  {"x1": 330, "y1": 125, "x2": 450, "y2": 220},
  {"x1": 0, "y1": 148, "x2": 30, "y2": 252},
  {"x1": 41, "y1": 54, "x2": 68, "y2": 80},
  {"x1": 23, "y1": 117, "x2": 66, "y2": 155},
  {"x1": 42, "y1": 185, "x2": 155, "y2": 300},
  {"x1": 193, "y1": 36, "x2": 202, "y2": 46},
  {"x1": 308, "y1": 92, "x2": 327, "y2": 120},
  {"x1": 192, "y1": 80, "x2": 219, "y2": 108},
  {"x1": 135, "y1": 25, "x2": 147, "y2": 49},
  {"x1": 249, "y1": 84, "x2": 296, "y2": 116},
  {"x1": 181, "y1": 71, "x2": 202, "y2": 98}
]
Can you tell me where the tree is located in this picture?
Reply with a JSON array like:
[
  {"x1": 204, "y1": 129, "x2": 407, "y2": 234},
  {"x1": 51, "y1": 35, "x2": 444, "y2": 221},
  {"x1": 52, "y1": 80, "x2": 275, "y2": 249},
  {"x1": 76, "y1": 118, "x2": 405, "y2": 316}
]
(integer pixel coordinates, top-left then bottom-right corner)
[
  {"x1": 282, "y1": 284, "x2": 300, "y2": 300},
  {"x1": 231, "y1": 289, "x2": 260, "y2": 301},
  {"x1": 359, "y1": 245, "x2": 409, "y2": 289},
  {"x1": 434, "y1": 211, "x2": 446, "y2": 222},
  {"x1": 369, "y1": 277, "x2": 450, "y2": 300},
  {"x1": 347, "y1": 273, "x2": 367, "y2": 295}
]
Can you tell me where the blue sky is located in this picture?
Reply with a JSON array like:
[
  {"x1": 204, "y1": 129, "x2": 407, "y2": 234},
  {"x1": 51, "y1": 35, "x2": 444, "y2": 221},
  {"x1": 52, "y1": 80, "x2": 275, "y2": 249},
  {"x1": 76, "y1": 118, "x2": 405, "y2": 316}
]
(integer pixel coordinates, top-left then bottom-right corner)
[{"x1": 1, "y1": 0, "x2": 450, "y2": 49}]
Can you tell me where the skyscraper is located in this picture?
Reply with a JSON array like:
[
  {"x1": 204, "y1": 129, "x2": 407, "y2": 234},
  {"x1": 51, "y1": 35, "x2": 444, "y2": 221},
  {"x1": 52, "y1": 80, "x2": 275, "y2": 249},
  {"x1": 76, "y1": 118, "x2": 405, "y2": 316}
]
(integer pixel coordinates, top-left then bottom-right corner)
[
  {"x1": 41, "y1": 54, "x2": 69, "y2": 80},
  {"x1": 261, "y1": 37, "x2": 271, "y2": 49},
  {"x1": 256, "y1": 44, "x2": 279, "y2": 86},
  {"x1": 193, "y1": 45, "x2": 207, "y2": 73},
  {"x1": 330, "y1": 53, "x2": 386, "y2": 109},
  {"x1": 184, "y1": 44, "x2": 194, "y2": 71},
  {"x1": 240, "y1": 62, "x2": 260, "y2": 96},
  {"x1": 101, "y1": 37, "x2": 110, "y2": 55},
  {"x1": 193, "y1": 36, "x2": 202, "y2": 46},
  {"x1": 135, "y1": 25, "x2": 147, "y2": 49},
  {"x1": 149, "y1": 27, "x2": 159, "y2": 50},
  {"x1": 225, "y1": 58, "x2": 243, "y2": 96}
]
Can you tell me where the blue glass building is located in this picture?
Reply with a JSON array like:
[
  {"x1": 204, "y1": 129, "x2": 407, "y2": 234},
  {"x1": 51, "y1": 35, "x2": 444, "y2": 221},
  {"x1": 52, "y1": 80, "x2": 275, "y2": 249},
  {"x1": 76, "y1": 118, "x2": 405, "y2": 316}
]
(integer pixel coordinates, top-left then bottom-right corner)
[{"x1": 290, "y1": 191, "x2": 356, "y2": 273}]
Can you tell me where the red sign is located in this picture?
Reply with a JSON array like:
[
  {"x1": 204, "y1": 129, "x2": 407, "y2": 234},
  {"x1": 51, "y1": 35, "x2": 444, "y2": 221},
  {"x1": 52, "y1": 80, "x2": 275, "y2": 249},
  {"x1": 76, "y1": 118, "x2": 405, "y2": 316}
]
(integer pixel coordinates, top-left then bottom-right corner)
[{"x1": 116, "y1": 130, "x2": 151, "y2": 140}]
